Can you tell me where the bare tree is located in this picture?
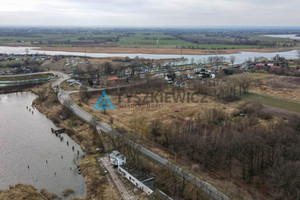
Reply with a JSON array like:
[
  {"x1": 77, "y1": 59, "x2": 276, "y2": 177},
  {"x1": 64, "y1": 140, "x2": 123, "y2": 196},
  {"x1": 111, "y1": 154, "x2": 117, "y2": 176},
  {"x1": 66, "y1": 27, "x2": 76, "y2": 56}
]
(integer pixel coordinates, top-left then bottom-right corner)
[
  {"x1": 25, "y1": 48, "x2": 29, "y2": 55},
  {"x1": 230, "y1": 56, "x2": 236, "y2": 66},
  {"x1": 64, "y1": 99, "x2": 73, "y2": 107},
  {"x1": 297, "y1": 49, "x2": 300, "y2": 59},
  {"x1": 79, "y1": 86, "x2": 89, "y2": 103}
]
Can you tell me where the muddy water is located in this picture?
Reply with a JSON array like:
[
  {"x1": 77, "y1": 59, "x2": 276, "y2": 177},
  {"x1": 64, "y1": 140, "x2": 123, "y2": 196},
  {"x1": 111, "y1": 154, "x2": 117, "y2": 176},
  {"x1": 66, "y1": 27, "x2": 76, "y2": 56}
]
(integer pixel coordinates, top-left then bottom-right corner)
[{"x1": 0, "y1": 92, "x2": 86, "y2": 199}]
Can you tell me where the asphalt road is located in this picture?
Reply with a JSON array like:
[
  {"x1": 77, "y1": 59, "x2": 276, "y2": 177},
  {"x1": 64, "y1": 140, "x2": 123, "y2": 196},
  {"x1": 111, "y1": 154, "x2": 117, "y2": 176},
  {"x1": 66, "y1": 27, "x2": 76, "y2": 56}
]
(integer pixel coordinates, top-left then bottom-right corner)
[{"x1": 52, "y1": 72, "x2": 230, "y2": 200}]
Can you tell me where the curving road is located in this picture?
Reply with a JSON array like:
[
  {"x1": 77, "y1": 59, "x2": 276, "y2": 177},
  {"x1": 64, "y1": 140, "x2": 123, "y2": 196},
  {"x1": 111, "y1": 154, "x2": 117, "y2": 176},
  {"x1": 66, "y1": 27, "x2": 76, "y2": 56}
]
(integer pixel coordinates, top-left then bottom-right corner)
[{"x1": 52, "y1": 71, "x2": 231, "y2": 200}]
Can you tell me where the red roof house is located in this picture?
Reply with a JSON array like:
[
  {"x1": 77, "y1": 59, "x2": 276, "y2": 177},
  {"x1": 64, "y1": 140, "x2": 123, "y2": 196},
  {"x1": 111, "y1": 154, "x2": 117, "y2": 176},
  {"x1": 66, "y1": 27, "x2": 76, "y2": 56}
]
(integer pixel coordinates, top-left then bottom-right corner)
[
  {"x1": 270, "y1": 66, "x2": 281, "y2": 69},
  {"x1": 256, "y1": 63, "x2": 265, "y2": 67},
  {"x1": 107, "y1": 76, "x2": 118, "y2": 81}
]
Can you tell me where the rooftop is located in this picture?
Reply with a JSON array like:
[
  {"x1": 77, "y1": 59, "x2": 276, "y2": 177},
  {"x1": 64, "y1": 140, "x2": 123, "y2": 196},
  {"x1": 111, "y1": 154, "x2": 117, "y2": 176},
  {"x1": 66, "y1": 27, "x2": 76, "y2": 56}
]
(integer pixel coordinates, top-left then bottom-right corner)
[
  {"x1": 110, "y1": 150, "x2": 120, "y2": 157},
  {"x1": 120, "y1": 164, "x2": 153, "y2": 183}
]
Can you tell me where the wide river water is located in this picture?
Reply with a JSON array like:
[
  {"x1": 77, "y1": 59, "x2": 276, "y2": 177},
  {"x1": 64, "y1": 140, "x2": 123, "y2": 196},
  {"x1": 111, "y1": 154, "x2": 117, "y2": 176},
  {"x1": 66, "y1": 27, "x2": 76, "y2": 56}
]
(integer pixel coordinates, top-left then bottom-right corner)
[
  {"x1": 0, "y1": 46, "x2": 298, "y2": 64},
  {"x1": 263, "y1": 34, "x2": 300, "y2": 40},
  {"x1": 0, "y1": 92, "x2": 86, "y2": 199}
]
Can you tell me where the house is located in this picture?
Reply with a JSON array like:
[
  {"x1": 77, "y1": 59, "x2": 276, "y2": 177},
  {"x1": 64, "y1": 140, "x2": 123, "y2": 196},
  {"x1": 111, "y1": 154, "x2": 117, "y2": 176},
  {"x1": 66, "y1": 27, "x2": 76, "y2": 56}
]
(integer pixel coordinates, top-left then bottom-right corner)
[
  {"x1": 256, "y1": 63, "x2": 265, "y2": 67},
  {"x1": 124, "y1": 68, "x2": 132, "y2": 76},
  {"x1": 107, "y1": 76, "x2": 118, "y2": 81},
  {"x1": 270, "y1": 66, "x2": 281, "y2": 69},
  {"x1": 118, "y1": 164, "x2": 155, "y2": 195},
  {"x1": 110, "y1": 150, "x2": 126, "y2": 166},
  {"x1": 67, "y1": 79, "x2": 76, "y2": 85}
]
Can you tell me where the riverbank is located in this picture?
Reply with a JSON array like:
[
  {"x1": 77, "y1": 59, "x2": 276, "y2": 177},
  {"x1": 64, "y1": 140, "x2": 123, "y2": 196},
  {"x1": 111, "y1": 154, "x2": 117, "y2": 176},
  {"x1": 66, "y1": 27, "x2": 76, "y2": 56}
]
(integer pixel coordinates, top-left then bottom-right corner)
[
  {"x1": 0, "y1": 184, "x2": 43, "y2": 200},
  {"x1": 37, "y1": 46, "x2": 294, "y2": 55},
  {"x1": 0, "y1": 83, "x2": 43, "y2": 94}
]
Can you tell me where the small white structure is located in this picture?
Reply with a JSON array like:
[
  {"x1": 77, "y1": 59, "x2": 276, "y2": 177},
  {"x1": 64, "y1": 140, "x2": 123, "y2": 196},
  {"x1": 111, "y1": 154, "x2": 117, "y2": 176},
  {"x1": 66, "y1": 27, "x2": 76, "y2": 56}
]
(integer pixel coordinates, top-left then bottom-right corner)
[
  {"x1": 118, "y1": 164, "x2": 154, "y2": 195},
  {"x1": 110, "y1": 150, "x2": 126, "y2": 166},
  {"x1": 67, "y1": 79, "x2": 76, "y2": 85}
]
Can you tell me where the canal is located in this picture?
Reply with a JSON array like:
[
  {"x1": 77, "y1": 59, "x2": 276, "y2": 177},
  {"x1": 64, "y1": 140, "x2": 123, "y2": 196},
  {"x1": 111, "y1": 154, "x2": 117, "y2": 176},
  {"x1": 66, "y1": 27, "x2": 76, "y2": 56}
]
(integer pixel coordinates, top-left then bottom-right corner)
[{"x1": 0, "y1": 92, "x2": 86, "y2": 199}]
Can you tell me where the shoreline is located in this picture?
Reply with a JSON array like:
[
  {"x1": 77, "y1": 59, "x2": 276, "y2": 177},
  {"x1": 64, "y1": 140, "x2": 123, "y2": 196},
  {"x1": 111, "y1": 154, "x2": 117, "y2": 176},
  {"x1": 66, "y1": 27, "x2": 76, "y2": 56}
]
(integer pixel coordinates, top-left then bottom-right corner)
[{"x1": 36, "y1": 46, "x2": 294, "y2": 55}]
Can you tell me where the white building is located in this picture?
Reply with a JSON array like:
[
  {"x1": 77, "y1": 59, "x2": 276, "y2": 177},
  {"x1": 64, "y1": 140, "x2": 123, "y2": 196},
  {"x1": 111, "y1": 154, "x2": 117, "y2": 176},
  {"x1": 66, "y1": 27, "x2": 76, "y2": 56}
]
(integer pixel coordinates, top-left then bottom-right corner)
[
  {"x1": 118, "y1": 164, "x2": 155, "y2": 195},
  {"x1": 110, "y1": 150, "x2": 126, "y2": 166}
]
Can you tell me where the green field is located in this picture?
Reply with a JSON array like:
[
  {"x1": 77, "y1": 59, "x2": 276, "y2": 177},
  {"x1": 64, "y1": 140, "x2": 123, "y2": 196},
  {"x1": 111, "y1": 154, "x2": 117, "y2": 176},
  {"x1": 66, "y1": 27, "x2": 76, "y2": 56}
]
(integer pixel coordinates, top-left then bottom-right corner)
[
  {"x1": 0, "y1": 28, "x2": 291, "y2": 49},
  {"x1": 242, "y1": 93, "x2": 300, "y2": 112},
  {"x1": 0, "y1": 73, "x2": 54, "y2": 81},
  {"x1": 0, "y1": 60, "x2": 24, "y2": 67},
  {"x1": 0, "y1": 67, "x2": 11, "y2": 72},
  {"x1": 108, "y1": 32, "x2": 259, "y2": 49}
]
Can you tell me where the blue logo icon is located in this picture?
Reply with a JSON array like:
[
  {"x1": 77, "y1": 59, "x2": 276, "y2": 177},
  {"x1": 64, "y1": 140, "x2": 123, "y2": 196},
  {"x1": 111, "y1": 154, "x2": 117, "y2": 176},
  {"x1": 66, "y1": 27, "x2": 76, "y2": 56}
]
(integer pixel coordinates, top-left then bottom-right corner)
[{"x1": 93, "y1": 90, "x2": 115, "y2": 110}]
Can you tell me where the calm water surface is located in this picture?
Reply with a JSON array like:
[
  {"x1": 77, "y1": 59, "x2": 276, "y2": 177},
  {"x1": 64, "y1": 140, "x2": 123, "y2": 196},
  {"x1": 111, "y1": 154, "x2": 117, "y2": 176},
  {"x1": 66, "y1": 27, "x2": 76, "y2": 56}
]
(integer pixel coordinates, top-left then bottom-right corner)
[
  {"x1": 263, "y1": 34, "x2": 300, "y2": 40},
  {"x1": 0, "y1": 46, "x2": 298, "y2": 64},
  {"x1": 0, "y1": 92, "x2": 86, "y2": 199}
]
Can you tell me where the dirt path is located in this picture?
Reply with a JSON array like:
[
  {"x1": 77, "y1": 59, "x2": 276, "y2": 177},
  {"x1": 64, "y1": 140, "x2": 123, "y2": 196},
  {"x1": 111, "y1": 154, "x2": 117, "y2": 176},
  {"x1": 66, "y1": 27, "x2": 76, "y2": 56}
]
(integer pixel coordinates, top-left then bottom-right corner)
[
  {"x1": 98, "y1": 156, "x2": 138, "y2": 200},
  {"x1": 263, "y1": 104, "x2": 300, "y2": 119}
]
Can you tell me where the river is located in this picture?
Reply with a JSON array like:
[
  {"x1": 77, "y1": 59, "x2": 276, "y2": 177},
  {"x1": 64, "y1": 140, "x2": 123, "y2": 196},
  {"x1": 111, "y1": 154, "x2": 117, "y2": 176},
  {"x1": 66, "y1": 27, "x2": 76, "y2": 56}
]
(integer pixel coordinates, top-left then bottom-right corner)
[
  {"x1": 263, "y1": 34, "x2": 300, "y2": 40},
  {"x1": 0, "y1": 46, "x2": 298, "y2": 64},
  {"x1": 0, "y1": 92, "x2": 86, "y2": 199}
]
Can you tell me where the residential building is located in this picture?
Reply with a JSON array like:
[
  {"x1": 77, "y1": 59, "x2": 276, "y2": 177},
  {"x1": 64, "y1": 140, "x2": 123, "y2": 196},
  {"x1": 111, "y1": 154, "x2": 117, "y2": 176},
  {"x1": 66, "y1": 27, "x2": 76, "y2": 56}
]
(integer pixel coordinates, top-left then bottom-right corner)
[{"x1": 109, "y1": 150, "x2": 126, "y2": 166}]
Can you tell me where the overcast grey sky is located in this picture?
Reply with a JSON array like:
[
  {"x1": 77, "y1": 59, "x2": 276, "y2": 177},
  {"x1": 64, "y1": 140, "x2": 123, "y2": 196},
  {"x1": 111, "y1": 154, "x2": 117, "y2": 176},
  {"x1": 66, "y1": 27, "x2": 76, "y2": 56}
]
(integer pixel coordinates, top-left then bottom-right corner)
[{"x1": 0, "y1": 0, "x2": 299, "y2": 26}]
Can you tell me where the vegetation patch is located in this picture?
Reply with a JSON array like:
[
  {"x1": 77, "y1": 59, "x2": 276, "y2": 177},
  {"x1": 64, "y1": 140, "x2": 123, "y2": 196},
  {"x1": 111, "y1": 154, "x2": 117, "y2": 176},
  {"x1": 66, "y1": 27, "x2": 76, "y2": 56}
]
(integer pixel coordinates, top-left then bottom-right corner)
[
  {"x1": 0, "y1": 73, "x2": 54, "y2": 81},
  {"x1": 242, "y1": 93, "x2": 300, "y2": 112}
]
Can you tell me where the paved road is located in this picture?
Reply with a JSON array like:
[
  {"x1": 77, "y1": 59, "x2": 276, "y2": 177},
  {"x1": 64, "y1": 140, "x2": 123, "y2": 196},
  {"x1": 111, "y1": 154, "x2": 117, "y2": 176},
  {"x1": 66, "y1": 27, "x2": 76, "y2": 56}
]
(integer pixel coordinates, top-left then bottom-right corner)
[{"x1": 52, "y1": 72, "x2": 231, "y2": 200}]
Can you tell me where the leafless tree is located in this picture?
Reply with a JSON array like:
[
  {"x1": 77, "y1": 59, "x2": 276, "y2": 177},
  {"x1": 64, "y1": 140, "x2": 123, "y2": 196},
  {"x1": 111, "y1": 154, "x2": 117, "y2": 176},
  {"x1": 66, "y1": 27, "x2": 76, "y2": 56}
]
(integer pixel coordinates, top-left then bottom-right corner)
[
  {"x1": 297, "y1": 49, "x2": 300, "y2": 59},
  {"x1": 25, "y1": 48, "x2": 29, "y2": 55},
  {"x1": 79, "y1": 86, "x2": 89, "y2": 103},
  {"x1": 64, "y1": 99, "x2": 73, "y2": 107},
  {"x1": 230, "y1": 56, "x2": 236, "y2": 66}
]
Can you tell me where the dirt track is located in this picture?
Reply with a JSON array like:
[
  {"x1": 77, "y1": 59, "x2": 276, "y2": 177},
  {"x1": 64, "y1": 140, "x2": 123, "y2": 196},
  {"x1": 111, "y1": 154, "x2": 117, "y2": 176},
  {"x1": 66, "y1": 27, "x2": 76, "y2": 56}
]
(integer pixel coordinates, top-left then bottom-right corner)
[{"x1": 263, "y1": 104, "x2": 300, "y2": 119}]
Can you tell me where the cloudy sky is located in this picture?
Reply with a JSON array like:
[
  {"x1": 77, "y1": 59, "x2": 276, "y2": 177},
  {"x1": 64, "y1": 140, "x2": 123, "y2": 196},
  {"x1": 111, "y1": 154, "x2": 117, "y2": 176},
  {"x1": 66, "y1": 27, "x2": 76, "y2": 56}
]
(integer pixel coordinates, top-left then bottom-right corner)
[{"x1": 0, "y1": 0, "x2": 299, "y2": 27}]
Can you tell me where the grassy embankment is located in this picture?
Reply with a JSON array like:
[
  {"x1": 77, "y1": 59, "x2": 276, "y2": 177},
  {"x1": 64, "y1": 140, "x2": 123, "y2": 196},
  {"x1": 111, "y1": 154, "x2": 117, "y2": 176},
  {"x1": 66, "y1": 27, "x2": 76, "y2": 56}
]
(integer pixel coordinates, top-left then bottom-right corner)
[
  {"x1": 242, "y1": 93, "x2": 300, "y2": 113},
  {"x1": 0, "y1": 184, "x2": 43, "y2": 200},
  {"x1": 247, "y1": 74, "x2": 300, "y2": 111},
  {"x1": 0, "y1": 67, "x2": 11, "y2": 72},
  {"x1": 0, "y1": 73, "x2": 53, "y2": 81}
]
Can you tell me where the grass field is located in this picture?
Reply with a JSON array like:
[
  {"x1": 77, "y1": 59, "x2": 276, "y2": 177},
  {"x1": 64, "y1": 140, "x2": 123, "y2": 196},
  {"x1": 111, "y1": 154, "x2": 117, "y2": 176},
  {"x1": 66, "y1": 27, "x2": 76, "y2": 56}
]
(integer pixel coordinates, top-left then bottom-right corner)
[
  {"x1": 242, "y1": 93, "x2": 300, "y2": 112},
  {"x1": 110, "y1": 33, "x2": 259, "y2": 49},
  {"x1": 0, "y1": 28, "x2": 289, "y2": 49},
  {"x1": 236, "y1": 73, "x2": 274, "y2": 79},
  {"x1": 0, "y1": 73, "x2": 53, "y2": 81},
  {"x1": 0, "y1": 67, "x2": 11, "y2": 72},
  {"x1": 0, "y1": 60, "x2": 24, "y2": 67}
]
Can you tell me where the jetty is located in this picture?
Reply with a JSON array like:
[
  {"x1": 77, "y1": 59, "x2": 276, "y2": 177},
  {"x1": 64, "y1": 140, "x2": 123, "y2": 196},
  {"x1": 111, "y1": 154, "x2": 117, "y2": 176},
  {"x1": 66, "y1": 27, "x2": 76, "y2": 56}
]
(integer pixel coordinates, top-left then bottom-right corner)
[{"x1": 51, "y1": 128, "x2": 65, "y2": 134}]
